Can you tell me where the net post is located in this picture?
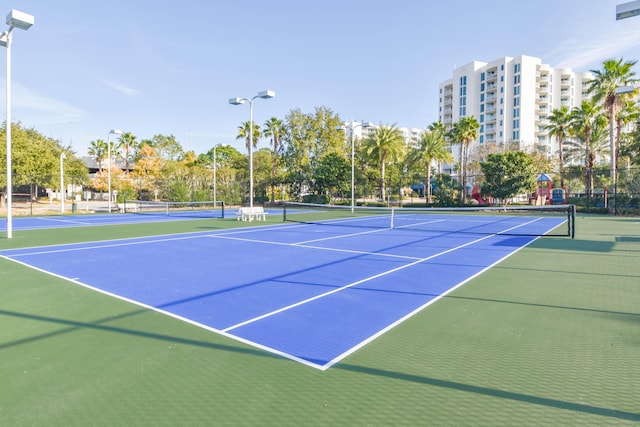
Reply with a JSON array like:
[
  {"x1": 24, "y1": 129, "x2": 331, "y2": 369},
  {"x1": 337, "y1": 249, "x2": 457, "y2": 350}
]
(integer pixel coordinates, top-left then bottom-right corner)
[
  {"x1": 283, "y1": 201, "x2": 287, "y2": 222},
  {"x1": 220, "y1": 201, "x2": 225, "y2": 219},
  {"x1": 390, "y1": 207, "x2": 395, "y2": 229},
  {"x1": 569, "y1": 204, "x2": 576, "y2": 239}
]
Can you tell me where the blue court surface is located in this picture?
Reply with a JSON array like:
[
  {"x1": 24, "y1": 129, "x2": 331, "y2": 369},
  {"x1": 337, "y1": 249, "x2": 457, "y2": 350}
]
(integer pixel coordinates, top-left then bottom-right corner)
[
  {"x1": 0, "y1": 212, "x2": 568, "y2": 370},
  {"x1": 0, "y1": 211, "x2": 224, "y2": 232}
]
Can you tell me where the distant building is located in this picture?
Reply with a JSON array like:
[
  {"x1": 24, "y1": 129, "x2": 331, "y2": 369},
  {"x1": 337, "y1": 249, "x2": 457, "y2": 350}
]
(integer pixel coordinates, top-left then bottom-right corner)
[
  {"x1": 339, "y1": 122, "x2": 422, "y2": 145},
  {"x1": 438, "y1": 55, "x2": 593, "y2": 159}
]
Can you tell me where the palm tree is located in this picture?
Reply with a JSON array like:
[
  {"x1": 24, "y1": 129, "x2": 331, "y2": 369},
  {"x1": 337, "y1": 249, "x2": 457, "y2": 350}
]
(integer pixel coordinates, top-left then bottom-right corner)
[
  {"x1": 262, "y1": 117, "x2": 286, "y2": 203},
  {"x1": 545, "y1": 106, "x2": 571, "y2": 188},
  {"x1": 448, "y1": 116, "x2": 479, "y2": 204},
  {"x1": 236, "y1": 121, "x2": 261, "y2": 154},
  {"x1": 407, "y1": 128, "x2": 454, "y2": 203},
  {"x1": 117, "y1": 132, "x2": 137, "y2": 173},
  {"x1": 362, "y1": 124, "x2": 405, "y2": 201},
  {"x1": 88, "y1": 139, "x2": 107, "y2": 171},
  {"x1": 569, "y1": 100, "x2": 607, "y2": 198},
  {"x1": 614, "y1": 98, "x2": 640, "y2": 172},
  {"x1": 587, "y1": 58, "x2": 639, "y2": 183}
]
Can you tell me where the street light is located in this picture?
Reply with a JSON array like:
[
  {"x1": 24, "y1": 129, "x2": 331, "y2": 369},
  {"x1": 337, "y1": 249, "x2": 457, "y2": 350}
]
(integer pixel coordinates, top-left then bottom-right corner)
[
  {"x1": 1, "y1": 9, "x2": 34, "y2": 239},
  {"x1": 213, "y1": 143, "x2": 227, "y2": 209},
  {"x1": 60, "y1": 152, "x2": 66, "y2": 213},
  {"x1": 336, "y1": 121, "x2": 373, "y2": 212},
  {"x1": 616, "y1": 0, "x2": 640, "y2": 20},
  {"x1": 107, "y1": 129, "x2": 123, "y2": 213},
  {"x1": 612, "y1": 85, "x2": 637, "y2": 215},
  {"x1": 229, "y1": 90, "x2": 275, "y2": 208}
]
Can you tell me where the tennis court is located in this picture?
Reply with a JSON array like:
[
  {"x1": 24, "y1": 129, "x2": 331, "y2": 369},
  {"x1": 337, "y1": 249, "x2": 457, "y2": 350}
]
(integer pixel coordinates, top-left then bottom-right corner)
[
  {"x1": 1, "y1": 208, "x2": 639, "y2": 425},
  {"x1": 0, "y1": 204, "x2": 573, "y2": 369}
]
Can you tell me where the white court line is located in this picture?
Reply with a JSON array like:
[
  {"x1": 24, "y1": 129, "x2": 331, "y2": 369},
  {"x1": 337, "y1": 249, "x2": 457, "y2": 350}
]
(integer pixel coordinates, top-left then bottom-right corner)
[
  {"x1": 36, "y1": 217, "x2": 95, "y2": 225},
  {"x1": 6, "y1": 234, "x2": 211, "y2": 257},
  {"x1": 207, "y1": 234, "x2": 421, "y2": 260},
  {"x1": 222, "y1": 216, "x2": 545, "y2": 334}
]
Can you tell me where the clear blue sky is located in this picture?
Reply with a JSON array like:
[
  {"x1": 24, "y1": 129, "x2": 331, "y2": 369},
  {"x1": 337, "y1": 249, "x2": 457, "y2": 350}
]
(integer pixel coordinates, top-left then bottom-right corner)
[{"x1": 2, "y1": 0, "x2": 640, "y2": 156}]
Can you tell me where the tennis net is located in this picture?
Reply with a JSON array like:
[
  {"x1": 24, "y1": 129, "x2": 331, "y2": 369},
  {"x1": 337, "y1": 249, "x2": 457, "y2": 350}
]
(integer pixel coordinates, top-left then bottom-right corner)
[
  {"x1": 124, "y1": 200, "x2": 225, "y2": 219},
  {"x1": 283, "y1": 202, "x2": 575, "y2": 238}
]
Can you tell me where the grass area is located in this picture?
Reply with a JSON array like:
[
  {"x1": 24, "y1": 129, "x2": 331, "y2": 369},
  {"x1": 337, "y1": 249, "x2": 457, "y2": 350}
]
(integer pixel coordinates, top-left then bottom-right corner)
[{"x1": 1, "y1": 214, "x2": 639, "y2": 425}]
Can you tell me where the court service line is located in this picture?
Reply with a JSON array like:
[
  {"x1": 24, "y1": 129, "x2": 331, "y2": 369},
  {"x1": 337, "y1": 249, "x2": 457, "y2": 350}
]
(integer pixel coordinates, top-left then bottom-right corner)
[
  {"x1": 222, "y1": 216, "x2": 545, "y2": 334},
  {"x1": 206, "y1": 234, "x2": 421, "y2": 260},
  {"x1": 292, "y1": 219, "x2": 446, "y2": 245}
]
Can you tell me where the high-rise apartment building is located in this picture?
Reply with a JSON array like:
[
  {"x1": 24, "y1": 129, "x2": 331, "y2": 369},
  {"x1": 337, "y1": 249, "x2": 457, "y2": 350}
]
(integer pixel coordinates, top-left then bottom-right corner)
[{"x1": 438, "y1": 55, "x2": 593, "y2": 158}]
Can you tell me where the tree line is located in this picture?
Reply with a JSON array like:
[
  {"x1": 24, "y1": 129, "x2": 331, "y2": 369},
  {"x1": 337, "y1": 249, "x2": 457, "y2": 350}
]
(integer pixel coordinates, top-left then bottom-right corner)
[{"x1": 1, "y1": 58, "x2": 639, "y2": 208}]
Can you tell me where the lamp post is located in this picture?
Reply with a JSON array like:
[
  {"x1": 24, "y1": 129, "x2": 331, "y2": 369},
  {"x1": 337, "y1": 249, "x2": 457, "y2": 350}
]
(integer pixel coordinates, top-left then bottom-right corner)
[
  {"x1": 213, "y1": 143, "x2": 226, "y2": 209},
  {"x1": 60, "y1": 152, "x2": 66, "y2": 213},
  {"x1": 612, "y1": 85, "x2": 636, "y2": 215},
  {"x1": 107, "y1": 129, "x2": 123, "y2": 213},
  {"x1": 336, "y1": 121, "x2": 372, "y2": 212},
  {"x1": 1, "y1": 9, "x2": 34, "y2": 239},
  {"x1": 229, "y1": 90, "x2": 275, "y2": 208}
]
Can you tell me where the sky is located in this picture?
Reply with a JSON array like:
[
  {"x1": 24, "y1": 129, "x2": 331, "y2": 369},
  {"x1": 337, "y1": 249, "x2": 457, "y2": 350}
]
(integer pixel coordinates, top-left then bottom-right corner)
[{"x1": 2, "y1": 0, "x2": 640, "y2": 157}]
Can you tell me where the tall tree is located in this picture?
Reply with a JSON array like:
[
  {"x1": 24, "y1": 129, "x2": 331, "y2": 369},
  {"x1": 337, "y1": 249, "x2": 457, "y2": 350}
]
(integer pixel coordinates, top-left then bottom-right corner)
[
  {"x1": 545, "y1": 106, "x2": 571, "y2": 188},
  {"x1": 587, "y1": 58, "x2": 639, "y2": 183},
  {"x1": 236, "y1": 121, "x2": 261, "y2": 154},
  {"x1": 362, "y1": 124, "x2": 405, "y2": 200},
  {"x1": 262, "y1": 117, "x2": 286, "y2": 203},
  {"x1": 614, "y1": 98, "x2": 640, "y2": 171},
  {"x1": 569, "y1": 100, "x2": 607, "y2": 198},
  {"x1": 448, "y1": 116, "x2": 480, "y2": 204},
  {"x1": 407, "y1": 128, "x2": 454, "y2": 203},
  {"x1": 117, "y1": 132, "x2": 137, "y2": 173},
  {"x1": 88, "y1": 139, "x2": 108, "y2": 171}
]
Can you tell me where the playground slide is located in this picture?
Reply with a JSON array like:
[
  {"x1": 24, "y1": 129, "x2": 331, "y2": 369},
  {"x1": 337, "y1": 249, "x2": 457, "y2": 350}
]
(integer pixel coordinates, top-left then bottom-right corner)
[{"x1": 472, "y1": 185, "x2": 489, "y2": 205}]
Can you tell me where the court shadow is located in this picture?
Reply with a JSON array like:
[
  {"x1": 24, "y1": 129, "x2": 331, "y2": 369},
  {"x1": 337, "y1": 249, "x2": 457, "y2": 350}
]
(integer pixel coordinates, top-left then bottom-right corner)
[
  {"x1": 527, "y1": 238, "x2": 615, "y2": 253},
  {"x1": 0, "y1": 308, "x2": 280, "y2": 361},
  {"x1": 335, "y1": 363, "x2": 640, "y2": 422}
]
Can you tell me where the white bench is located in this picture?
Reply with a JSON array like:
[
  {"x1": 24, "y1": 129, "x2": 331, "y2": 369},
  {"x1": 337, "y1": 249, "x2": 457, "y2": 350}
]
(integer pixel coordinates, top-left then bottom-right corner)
[
  {"x1": 237, "y1": 206, "x2": 268, "y2": 221},
  {"x1": 119, "y1": 202, "x2": 139, "y2": 213}
]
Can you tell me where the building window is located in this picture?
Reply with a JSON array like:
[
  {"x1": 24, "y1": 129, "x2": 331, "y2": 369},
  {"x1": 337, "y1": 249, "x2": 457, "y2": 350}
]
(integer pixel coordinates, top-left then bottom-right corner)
[
  {"x1": 481, "y1": 72, "x2": 485, "y2": 81},
  {"x1": 514, "y1": 63, "x2": 521, "y2": 73},
  {"x1": 480, "y1": 104, "x2": 485, "y2": 112},
  {"x1": 514, "y1": 75, "x2": 520, "y2": 84},
  {"x1": 514, "y1": 108, "x2": 520, "y2": 117},
  {"x1": 481, "y1": 83, "x2": 485, "y2": 92},
  {"x1": 514, "y1": 97, "x2": 520, "y2": 106},
  {"x1": 480, "y1": 114, "x2": 484, "y2": 123},
  {"x1": 513, "y1": 130, "x2": 520, "y2": 140},
  {"x1": 513, "y1": 119, "x2": 520, "y2": 129},
  {"x1": 514, "y1": 86, "x2": 520, "y2": 96}
]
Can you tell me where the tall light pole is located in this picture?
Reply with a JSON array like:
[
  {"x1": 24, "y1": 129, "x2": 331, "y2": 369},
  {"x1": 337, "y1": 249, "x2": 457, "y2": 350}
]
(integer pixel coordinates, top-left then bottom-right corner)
[
  {"x1": 60, "y1": 152, "x2": 66, "y2": 213},
  {"x1": 1, "y1": 9, "x2": 34, "y2": 239},
  {"x1": 336, "y1": 121, "x2": 372, "y2": 212},
  {"x1": 229, "y1": 90, "x2": 275, "y2": 208},
  {"x1": 213, "y1": 143, "x2": 226, "y2": 209},
  {"x1": 107, "y1": 129, "x2": 123, "y2": 213}
]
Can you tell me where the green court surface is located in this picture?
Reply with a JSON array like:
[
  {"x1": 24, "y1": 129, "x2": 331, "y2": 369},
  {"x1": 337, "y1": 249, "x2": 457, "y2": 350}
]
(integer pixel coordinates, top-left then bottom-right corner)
[{"x1": 0, "y1": 214, "x2": 639, "y2": 426}]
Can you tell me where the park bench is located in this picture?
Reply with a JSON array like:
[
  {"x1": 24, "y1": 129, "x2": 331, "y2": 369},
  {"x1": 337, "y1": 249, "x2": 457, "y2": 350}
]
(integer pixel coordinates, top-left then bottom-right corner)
[{"x1": 237, "y1": 206, "x2": 267, "y2": 221}]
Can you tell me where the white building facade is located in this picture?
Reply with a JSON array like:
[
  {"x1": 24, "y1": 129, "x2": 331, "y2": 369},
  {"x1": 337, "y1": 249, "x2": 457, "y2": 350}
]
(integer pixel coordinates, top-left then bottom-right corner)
[{"x1": 438, "y1": 55, "x2": 593, "y2": 158}]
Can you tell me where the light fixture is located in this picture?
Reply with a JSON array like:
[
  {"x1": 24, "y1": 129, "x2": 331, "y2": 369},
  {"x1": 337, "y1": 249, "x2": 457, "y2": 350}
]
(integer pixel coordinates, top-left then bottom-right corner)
[
  {"x1": 107, "y1": 129, "x2": 123, "y2": 213},
  {"x1": 2, "y1": 8, "x2": 34, "y2": 239},
  {"x1": 228, "y1": 90, "x2": 276, "y2": 208}
]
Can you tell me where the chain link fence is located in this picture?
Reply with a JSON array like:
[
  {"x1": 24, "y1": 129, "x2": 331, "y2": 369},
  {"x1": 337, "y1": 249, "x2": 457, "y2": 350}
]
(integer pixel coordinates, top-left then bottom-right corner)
[{"x1": 2, "y1": 167, "x2": 640, "y2": 216}]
